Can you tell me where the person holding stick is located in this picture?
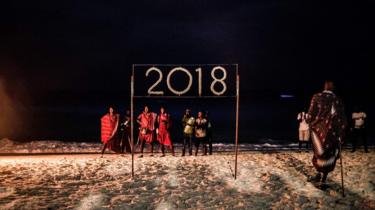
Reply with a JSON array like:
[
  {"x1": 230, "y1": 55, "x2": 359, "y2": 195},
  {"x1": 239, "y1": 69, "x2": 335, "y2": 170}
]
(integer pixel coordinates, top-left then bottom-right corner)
[{"x1": 307, "y1": 81, "x2": 347, "y2": 190}]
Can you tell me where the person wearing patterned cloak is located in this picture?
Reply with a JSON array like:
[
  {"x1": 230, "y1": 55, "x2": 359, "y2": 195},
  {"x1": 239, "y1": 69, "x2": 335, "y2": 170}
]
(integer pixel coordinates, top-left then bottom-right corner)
[
  {"x1": 101, "y1": 106, "x2": 121, "y2": 157},
  {"x1": 137, "y1": 106, "x2": 157, "y2": 157},
  {"x1": 157, "y1": 107, "x2": 174, "y2": 157},
  {"x1": 307, "y1": 81, "x2": 347, "y2": 187},
  {"x1": 182, "y1": 109, "x2": 194, "y2": 156}
]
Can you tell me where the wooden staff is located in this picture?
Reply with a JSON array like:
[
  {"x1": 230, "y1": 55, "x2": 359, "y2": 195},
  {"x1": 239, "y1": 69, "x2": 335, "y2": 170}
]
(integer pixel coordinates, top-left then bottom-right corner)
[
  {"x1": 339, "y1": 141, "x2": 345, "y2": 197},
  {"x1": 234, "y1": 73, "x2": 240, "y2": 179},
  {"x1": 131, "y1": 74, "x2": 135, "y2": 178}
]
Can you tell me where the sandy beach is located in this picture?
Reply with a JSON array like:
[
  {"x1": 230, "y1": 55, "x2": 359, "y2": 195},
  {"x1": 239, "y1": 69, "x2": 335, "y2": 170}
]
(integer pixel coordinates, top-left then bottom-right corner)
[{"x1": 0, "y1": 150, "x2": 374, "y2": 210}]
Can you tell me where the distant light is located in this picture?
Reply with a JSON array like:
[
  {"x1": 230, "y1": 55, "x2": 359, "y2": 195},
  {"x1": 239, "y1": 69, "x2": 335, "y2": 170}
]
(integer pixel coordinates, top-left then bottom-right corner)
[{"x1": 280, "y1": 94, "x2": 294, "y2": 98}]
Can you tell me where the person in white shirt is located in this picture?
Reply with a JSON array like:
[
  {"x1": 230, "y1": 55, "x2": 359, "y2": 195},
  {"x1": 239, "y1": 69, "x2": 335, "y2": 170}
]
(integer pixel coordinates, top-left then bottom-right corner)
[
  {"x1": 351, "y1": 106, "x2": 368, "y2": 153},
  {"x1": 195, "y1": 111, "x2": 208, "y2": 156},
  {"x1": 297, "y1": 111, "x2": 310, "y2": 151}
]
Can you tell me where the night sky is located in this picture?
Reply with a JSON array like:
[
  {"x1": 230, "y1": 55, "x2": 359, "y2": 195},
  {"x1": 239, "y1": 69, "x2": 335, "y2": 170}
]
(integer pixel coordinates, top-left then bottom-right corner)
[{"x1": 1, "y1": 0, "x2": 372, "y2": 141}]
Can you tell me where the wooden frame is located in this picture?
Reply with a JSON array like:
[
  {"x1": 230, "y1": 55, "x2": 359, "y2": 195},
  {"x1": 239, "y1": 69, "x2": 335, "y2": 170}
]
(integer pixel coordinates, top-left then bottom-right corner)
[{"x1": 131, "y1": 64, "x2": 240, "y2": 179}]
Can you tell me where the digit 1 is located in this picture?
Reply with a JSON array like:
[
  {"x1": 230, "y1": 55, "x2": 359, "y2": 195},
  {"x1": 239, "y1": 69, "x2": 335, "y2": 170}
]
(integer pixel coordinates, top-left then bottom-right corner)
[{"x1": 195, "y1": 67, "x2": 202, "y2": 96}]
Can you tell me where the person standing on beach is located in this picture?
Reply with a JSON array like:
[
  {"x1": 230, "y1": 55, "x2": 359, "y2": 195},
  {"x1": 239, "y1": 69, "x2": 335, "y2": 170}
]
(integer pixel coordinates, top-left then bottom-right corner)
[
  {"x1": 182, "y1": 109, "x2": 194, "y2": 156},
  {"x1": 195, "y1": 111, "x2": 208, "y2": 156},
  {"x1": 297, "y1": 111, "x2": 310, "y2": 151},
  {"x1": 307, "y1": 81, "x2": 347, "y2": 187},
  {"x1": 157, "y1": 107, "x2": 174, "y2": 157},
  {"x1": 351, "y1": 106, "x2": 368, "y2": 153},
  {"x1": 137, "y1": 106, "x2": 157, "y2": 157},
  {"x1": 119, "y1": 109, "x2": 132, "y2": 153},
  {"x1": 101, "y1": 106, "x2": 121, "y2": 157},
  {"x1": 205, "y1": 111, "x2": 213, "y2": 155}
]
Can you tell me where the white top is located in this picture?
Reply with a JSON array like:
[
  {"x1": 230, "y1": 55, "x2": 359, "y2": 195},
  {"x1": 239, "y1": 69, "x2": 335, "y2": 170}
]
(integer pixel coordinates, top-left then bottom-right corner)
[
  {"x1": 297, "y1": 112, "x2": 309, "y2": 131},
  {"x1": 352, "y1": 112, "x2": 366, "y2": 129}
]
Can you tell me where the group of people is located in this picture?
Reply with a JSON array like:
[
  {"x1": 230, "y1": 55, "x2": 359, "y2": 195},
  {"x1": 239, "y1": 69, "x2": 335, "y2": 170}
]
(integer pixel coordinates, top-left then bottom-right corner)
[
  {"x1": 100, "y1": 106, "x2": 214, "y2": 157},
  {"x1": 100, "y1": 107, "x2": 132, "y2": 156},
  {"x1": 181, "y1": 109, "x2": 213, "y2": 156},
  {"x1": 100, "y1": 80, "x2": 368, "y2": 189}
]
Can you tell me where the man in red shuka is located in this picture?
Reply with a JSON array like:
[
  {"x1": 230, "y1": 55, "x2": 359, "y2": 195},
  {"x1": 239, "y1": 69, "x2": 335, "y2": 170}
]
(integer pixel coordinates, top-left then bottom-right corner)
[
  {"x1": 101, "y1": 106, "x2": 120, "y2": 157},
  {"x1": 137, "y1": 106, "x2": 157, "y2": 157}
]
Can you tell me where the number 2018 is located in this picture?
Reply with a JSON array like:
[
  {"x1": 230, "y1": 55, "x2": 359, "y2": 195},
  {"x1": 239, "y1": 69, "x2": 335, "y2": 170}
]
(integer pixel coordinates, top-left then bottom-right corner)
[{"x1": 145, "y1": 66, "x2": 227, "y2": 96}]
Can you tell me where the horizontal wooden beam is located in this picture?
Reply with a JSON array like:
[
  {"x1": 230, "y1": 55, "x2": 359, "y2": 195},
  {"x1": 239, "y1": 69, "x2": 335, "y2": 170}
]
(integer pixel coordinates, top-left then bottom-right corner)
[{"x1": 133, "y1": 95, "x2": 237, "y2": 99}]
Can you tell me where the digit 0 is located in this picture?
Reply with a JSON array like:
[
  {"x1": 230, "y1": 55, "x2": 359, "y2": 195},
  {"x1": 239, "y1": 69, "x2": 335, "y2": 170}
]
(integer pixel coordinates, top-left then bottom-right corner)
[{"x1": 166, "y1": 67, "x2": 193, "y2": 95}]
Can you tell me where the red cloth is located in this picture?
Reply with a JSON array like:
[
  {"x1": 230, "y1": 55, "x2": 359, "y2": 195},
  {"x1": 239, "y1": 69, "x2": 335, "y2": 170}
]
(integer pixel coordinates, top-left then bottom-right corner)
[
  {"x1": 138, "y1": 112, "x2": 157, "y2": 143},
  {"x1": 101, "y1": 114, "x2": 118, "y2": 144},
  {"x1": 157, "y1": 113, "x2": 172, "y2": 146}
]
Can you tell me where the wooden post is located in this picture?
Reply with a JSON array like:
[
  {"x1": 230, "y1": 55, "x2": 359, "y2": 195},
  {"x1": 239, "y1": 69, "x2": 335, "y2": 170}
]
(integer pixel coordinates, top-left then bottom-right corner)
[
  {"x1": 234, "y1": 73, "x2": 240, "y2": 179},
  {"x1": 339, "y1": 142, "x2": 345, "y2": 197},
  {"x1": 131, "y1": 72, "x2": 135, "y2": 178}
]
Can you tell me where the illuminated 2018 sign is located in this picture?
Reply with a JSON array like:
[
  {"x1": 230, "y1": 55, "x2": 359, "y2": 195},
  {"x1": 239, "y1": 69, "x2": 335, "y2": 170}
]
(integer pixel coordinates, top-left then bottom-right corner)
[
  {"x1": 132, "y1": 64, "x2": 238, "y2": 97},
  {"x1": 130, "y1": 64, "x2": 240, "y2": 179}
]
